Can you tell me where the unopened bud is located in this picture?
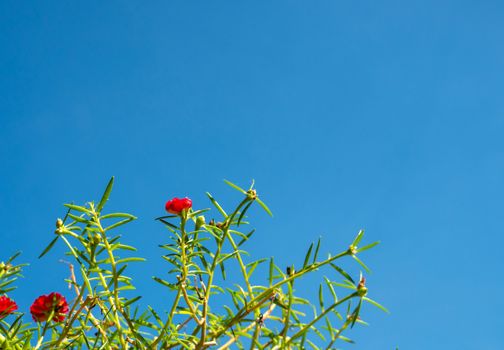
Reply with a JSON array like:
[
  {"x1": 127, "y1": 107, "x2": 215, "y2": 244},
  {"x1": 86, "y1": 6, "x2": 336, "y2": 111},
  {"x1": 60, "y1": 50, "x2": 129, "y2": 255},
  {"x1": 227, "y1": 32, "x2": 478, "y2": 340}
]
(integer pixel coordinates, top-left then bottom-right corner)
[
  {"x1": 357, "y1": 276, "x2": 367, "y2": 296},
  {"x1": 247, "y1": 189, "x2": 257, "y2": 200},
  {"x1": 195, "y1": 215, "x2": 206, "y2": 231},
  {"x1": 56, "y1": 218, "x2": 64, "y2": 228},
  {"x1": 286, "y1": 266, "x2": 294, "y2": 276},
  {"x1": 348, "y1": 245, "x2": 357, "y2": 255},
  {"x1": 92, "y1": 233, "x2": 101, "y2": 245}
]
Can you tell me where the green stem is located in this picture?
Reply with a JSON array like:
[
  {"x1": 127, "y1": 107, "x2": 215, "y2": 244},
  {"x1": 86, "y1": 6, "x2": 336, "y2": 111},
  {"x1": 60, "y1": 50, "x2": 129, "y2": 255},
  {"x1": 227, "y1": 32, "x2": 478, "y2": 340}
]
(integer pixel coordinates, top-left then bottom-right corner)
[
  {"x1": 197, "y1": 197, "x2": 251, "y2": 348},
  {"x1": 223, "y1": 230, "x2": 262, "y2": 349},
  {"x1": 0, "y1": 333, "x2": 22, "y2": 350},
  {"x1": 151, "y1": 289, "x2": 182, "y2": 348},
  {"x1": 34, "y1": 311, "x2": 54, "y2": 350},
  {"x1": 54, "y1": 298, "x2": 91, "y2": 347},
  {"x1": 152, "y1": 211, "x2": 190, "y2": 348},
  {"x1": 211, "y1": 249, "x2": 350, "y2": 339},
  {"x1": 285, "y1": 292, "x2": 357, "y2": 346},
  {"x1": 53, "y1": 282, "x2": 87, "y2": 346},
  {"x1": 280, "y1": 279, "x2": 294, "y2": 346},
  {"x1": 95, "y1": 216, "x2": 127, "y2": 349},
  {"x1": 325, "y1": 315, "x2": 352, "y2": 350}
]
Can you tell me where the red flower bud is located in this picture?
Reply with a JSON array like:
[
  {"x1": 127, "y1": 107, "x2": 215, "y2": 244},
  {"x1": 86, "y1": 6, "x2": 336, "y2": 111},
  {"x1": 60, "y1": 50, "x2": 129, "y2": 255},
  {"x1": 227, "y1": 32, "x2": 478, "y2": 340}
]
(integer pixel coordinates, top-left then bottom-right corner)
[
  {"x1": 0, "y1": 296, "x2": 17, "y2": 319},
  {"x1": 358, "y1": 276, "x2": 366, "y2": 288},
  {"x1": 165, "y1": 197, "x2": 192, "y2": 215},
  {"x1": 357, "y1": 276, "x2": 368, "y2": 296},
  {"x1": 30, "y1": 292, "x2": 69, "y2": 323}
]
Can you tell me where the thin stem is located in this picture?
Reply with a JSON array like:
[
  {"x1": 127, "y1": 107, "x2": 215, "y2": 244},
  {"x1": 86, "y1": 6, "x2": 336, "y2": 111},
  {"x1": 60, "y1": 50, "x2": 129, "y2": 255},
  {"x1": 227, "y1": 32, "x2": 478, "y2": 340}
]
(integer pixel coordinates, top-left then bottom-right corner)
[
  {"x1": 54, "y1": 298, "x2": 92, "y2": 347},
  {"x1": 198, "y1": 236, "x2": 223, "y2": 348},
  {"x1": 33, "y1": 310, "x2": 55, "y2": 350},
  {"x1": 153, "y1": 212, "x2": 191, "y2": 348},
  {"x1": 198, "y1": 197, "x2": 251, "y2": 348},
  {"x1": 284, "y1": 292, "x2": 358, "y2": 346},
  {"x1": 212, "y1": 249, "x2": 350, "y2": 340},
  {"x1": 95, "y1": 215, "x2": 127, "y2": 349},
  {"x1": 210, "y1": 291, "x2": 275, "y2": 343},
  {"x1": 217, "y1": 303, "x2": 276, "y2": 350},
  {"x1": 151, "y1": 287, "x2": 182, "y2": 348},
  {"x1": 325, "y1": 316, "x2": 352, "y2": 350},
  {"x1": 181, "y1": 284, "x2": 202, "y2": 325},
  {"x1": 280, "y1": 279, "x2": 294, "y2": 346}
]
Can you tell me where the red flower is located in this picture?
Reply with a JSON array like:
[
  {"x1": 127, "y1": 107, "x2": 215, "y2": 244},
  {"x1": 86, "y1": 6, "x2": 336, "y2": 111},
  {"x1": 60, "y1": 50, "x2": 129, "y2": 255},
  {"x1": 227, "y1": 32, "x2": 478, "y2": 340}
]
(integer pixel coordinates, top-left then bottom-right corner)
[
  {"x1": 0, "y1": 296, "x2": 17, "y2": 319},
  {"x1": 30, "y1": 292, "x2": 69, "y2": 323},
  {"x1": 165, "y1": 197, "x2": 192, "y2": 215}
]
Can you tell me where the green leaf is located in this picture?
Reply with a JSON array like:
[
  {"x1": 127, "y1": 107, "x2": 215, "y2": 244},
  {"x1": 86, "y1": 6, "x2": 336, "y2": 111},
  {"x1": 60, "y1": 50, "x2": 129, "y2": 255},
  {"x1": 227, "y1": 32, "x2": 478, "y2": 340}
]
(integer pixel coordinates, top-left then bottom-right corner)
[
  {"x1": 63, "y1": 203, "x2": 92, "y2": 214},
  {"x1": 237, "y1": 229, "x2": 255, "y2": 247},
  {"x1": 237, "y1": 201, "x2": 254, "y2": 226},
  {"x1": 268, "y1": 257, "x2": 274, "y2": 287},
  {"x1": 324, "y1": 276, "x2": 337, "y2": 302},
  {"x1": 351, "y1": 298, "x2": 363, "y2": 328},
  {"x1": 220, "y1": 260, "x2": 227, "y2": 280},
  {"x1": 352, "y1": 255, "x2": 371, "y2": 273},
  {"x1": 331, "y1": 282, "x2": 356, "y2": 290},
  {"x1": 217, "y1": 251, "x2": 247, "y2": 266},
  {"x1": 329, "y1": 263, "x2": 355, "y2": 284},
  {"x1": 157, "y1": 218, "x2": 178, "y2": 230},
  {"x1": 152, "y1": 277, "x2": 177, "y2": 290},
  {"x1": 339, "y1": 335, "x2": 355, "y2": 343},
  {"x1": 318, "y1": 284, "x2": 324, "y2": 310},
  {"x1": 104, "y1": 218, "x2": 135, "y2": 231},
  {"x1": 363, "y1": 297, "x2": 389, "y2": 313},
  {"x1": 38, "y1": 236, "x2": 59, "y2": 259},
  {"x1": 101, "y1": 212, "x2": 137, "y2": 220},
  {"x1": 255, "y1": 197, "x2": 273, "y2": 217},
  {"x1": 116, "y1": 257, "x2": 146, "y2": 264},
  {"x1": 325, "y1": 316, "x2": 334, "y2": 338},
  {"x1": 80, "y1": 267, "x2": 93, "y2": 294},
  {"x1": 351, "y1": 229, "x2": 365, "y2": 246},
  {"x1": 303, "y1": 242, "x2": 314, "y2": 269},
  {"x1": 312, "y1": 237, "x2": 321, "y2": 264},
  {"x1": 206, "y1": 192, "x2": 228, "y2": 218},
  {"x1": 6, "y1": 251, "x2": 21, "y2": 264},
  {"x1": 117, "y1": 285, "x2": 136, "y2": 291},
  {"x1": 246, "y1": 258, "x2": 267, "y2": 279},
  {"x1": 97, "y1": 176, "x2": 114, "y2": 214},
  {"x1": 67, "y1": 213, "x2": 90, "y2": 224},
  {"x1": 357, "y1": 241, "x2": 380, "y2": 253},
  {"x1": 60, "y1": 235, "x2": 81, "y2": 262},
  {"x1": 113, "y1": 244, "x2": 137, "y2": 252},
  {"x1": 116, "y1": 264, "x2": 128, "y2": 276},
  {"x1": 223, "y1": 179, "x2": 247, "y2": 194}
]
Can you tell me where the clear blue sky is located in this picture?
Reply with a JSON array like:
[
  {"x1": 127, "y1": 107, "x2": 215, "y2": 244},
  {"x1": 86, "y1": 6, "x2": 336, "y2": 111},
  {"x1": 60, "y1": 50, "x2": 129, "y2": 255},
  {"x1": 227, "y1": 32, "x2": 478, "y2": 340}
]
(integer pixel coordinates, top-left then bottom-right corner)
[{"x1": 1, "y1": 1, "x2": 503, "y2": 349}]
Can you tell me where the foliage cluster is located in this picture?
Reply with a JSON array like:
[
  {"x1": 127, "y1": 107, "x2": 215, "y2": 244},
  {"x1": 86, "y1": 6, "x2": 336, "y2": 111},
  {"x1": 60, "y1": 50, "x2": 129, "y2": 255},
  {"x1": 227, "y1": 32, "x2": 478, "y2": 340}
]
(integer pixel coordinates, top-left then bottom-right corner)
[{"x1": 0, "y1": 178, "x2": 386, "y2": 349}]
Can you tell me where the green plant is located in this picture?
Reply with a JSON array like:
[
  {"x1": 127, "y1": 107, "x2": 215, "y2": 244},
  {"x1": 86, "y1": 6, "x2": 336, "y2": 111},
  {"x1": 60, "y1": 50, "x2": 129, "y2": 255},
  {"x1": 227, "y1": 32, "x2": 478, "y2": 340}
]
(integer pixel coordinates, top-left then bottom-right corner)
[{"x1": 0, "y1": 178, "x2": 387, "y2": 349}]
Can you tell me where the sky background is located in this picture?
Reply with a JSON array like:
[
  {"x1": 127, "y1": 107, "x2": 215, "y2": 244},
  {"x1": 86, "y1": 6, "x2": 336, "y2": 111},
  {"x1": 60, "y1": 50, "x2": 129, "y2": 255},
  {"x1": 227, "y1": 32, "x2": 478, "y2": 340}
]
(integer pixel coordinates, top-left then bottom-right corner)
[{"x1": 1, "y1": 1, "x2": 504, "y2": 349}]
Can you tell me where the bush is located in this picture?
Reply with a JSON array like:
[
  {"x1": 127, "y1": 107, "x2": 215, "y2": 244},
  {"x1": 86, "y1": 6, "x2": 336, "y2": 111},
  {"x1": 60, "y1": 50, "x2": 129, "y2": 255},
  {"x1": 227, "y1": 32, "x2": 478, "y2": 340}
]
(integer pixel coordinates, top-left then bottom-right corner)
[{"x1": 0, "y1": 178, "x2": 386, "y2": 349}]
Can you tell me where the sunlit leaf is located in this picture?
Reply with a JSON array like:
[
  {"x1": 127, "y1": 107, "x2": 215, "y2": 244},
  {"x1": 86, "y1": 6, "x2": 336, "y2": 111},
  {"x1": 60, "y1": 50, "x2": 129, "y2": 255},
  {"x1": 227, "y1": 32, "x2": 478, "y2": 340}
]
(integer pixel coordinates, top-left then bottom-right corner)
[
  {"x1": 223, "y1": 179, "x2": 247, "y2": 194},
  {"x1": 38, "y1": 236, "x2": 59, "y2": 259},
  {"x1": 351, "y1": 229, "x2": 365, "y2": 247},
  {"x1": 363, "y1": 297, "x2": 389, "y2": 313},
  {"x1": 329, "y1": 263, "x2": 355, "y2": 284},
  {"x1": 255, "y1": 197, "x2": 273, "y2": 217},
  {"x1": 303, "y1": 242, "x2": 314, "y2": 269},
  {"x1": 97, "y1": 176, "x2": 114, "y2": 213},
  {"x1": 352, "y1": 255, "x2": 371, "y2": 273},
  {"x1": 206, "y1": 192, "x2": 228, "y2": 218},
  {"x1": 357, "y1": 241, "x2": 380, "y2": 253}
]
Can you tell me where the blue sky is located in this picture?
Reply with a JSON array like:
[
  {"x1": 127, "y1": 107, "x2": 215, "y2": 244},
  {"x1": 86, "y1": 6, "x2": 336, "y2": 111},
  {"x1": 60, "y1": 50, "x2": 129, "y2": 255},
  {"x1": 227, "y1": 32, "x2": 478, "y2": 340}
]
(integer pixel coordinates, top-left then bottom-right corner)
[{"x1": 1, "y1": 1, "x2": 503, "y2": 349}]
